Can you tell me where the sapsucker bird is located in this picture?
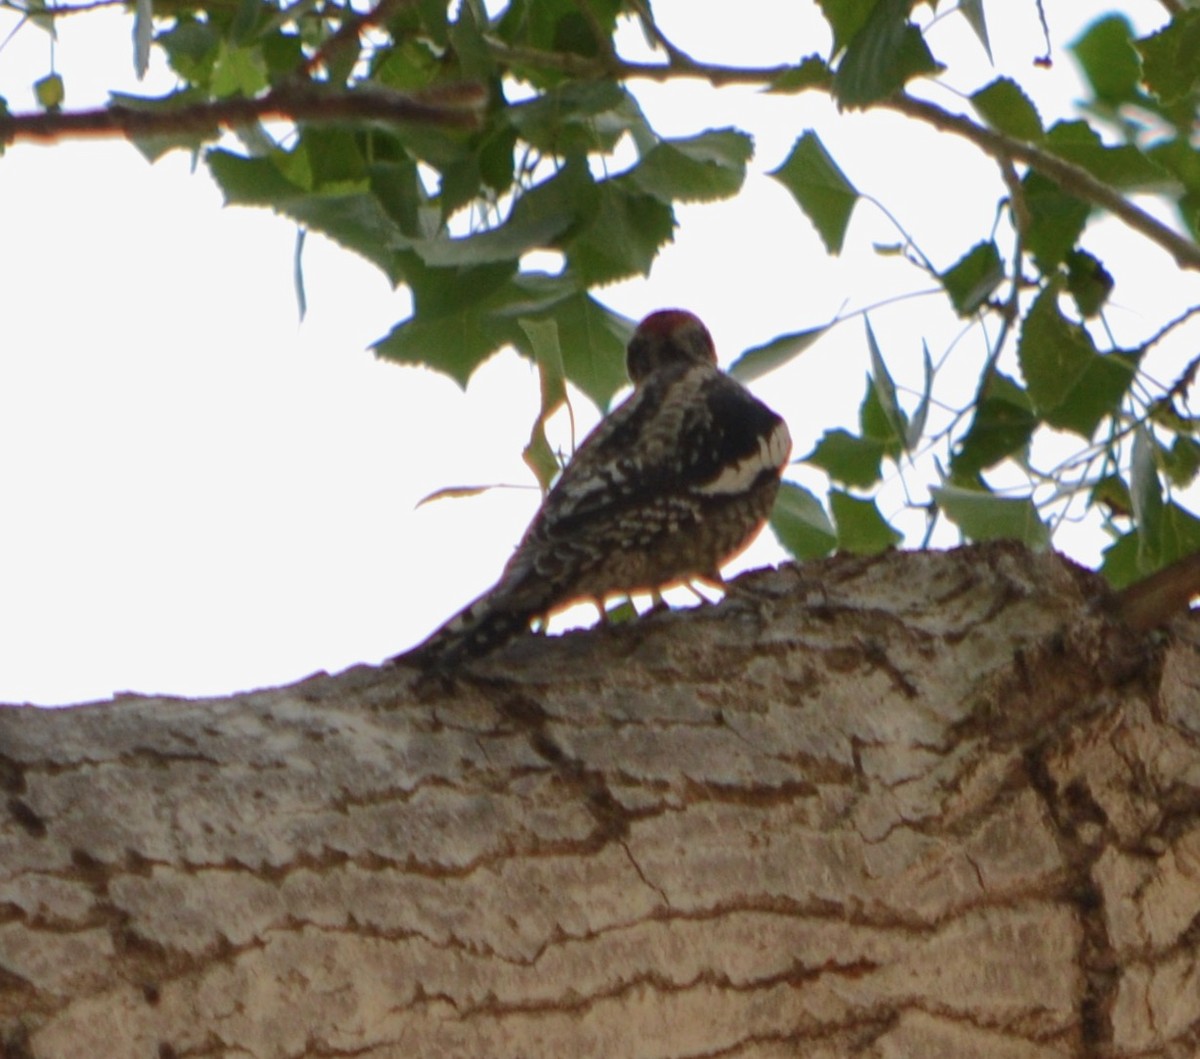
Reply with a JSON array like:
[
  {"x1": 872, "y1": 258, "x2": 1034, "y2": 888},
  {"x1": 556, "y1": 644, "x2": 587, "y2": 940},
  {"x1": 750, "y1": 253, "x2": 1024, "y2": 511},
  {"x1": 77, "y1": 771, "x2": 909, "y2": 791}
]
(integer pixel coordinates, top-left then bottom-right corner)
[{"x1": 395, "y1": 309, "x2": 792, "y2": 668}]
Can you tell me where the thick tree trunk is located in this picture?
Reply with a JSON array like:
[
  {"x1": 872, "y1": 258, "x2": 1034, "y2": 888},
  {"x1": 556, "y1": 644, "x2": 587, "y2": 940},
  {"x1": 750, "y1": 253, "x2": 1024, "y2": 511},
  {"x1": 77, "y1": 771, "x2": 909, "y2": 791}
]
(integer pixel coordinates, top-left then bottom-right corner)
[{"x1": 1, "y1": 542, "x2": 1198, "y2": 1058}]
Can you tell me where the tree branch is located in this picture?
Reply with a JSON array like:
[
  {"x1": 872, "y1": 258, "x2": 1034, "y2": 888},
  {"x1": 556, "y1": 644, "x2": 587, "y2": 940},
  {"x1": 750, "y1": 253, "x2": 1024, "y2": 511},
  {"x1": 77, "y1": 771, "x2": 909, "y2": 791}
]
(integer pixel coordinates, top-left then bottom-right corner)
[
  {"x1": 485, "y1": 39, "x2": 1200, "y2": 273},
  {"x1": 884, "y1": 94, "x2": 1200, "y2": 272},
  {"x1": 0, "y1": 84, "x2": 484, "y2": 145}
]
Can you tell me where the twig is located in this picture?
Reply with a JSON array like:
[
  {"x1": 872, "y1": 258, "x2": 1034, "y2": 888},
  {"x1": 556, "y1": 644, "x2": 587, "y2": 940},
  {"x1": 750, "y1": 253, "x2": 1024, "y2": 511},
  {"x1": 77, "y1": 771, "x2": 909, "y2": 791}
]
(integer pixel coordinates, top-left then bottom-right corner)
[
  {"x1": 300, "y1": 0, "x2": 415, "y2": 79},
  {"x1": 0, "y1": 83, "x2": 484, "y2": 146}
]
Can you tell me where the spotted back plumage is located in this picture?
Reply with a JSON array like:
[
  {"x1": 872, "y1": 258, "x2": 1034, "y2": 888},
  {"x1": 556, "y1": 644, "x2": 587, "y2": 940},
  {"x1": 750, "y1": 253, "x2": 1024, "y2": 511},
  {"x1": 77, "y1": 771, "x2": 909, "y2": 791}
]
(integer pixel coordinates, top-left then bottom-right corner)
[{"x1": 395, "y1": 309, "x2": 791, "y2": 669}]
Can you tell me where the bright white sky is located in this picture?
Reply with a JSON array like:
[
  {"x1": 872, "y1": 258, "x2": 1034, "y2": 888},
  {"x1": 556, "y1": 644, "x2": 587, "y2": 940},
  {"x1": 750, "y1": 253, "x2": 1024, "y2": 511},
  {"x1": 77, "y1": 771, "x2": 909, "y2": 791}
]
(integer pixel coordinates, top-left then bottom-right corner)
[{"x1": 1, "y1": 1, "x2": 1195, "y2": 705}]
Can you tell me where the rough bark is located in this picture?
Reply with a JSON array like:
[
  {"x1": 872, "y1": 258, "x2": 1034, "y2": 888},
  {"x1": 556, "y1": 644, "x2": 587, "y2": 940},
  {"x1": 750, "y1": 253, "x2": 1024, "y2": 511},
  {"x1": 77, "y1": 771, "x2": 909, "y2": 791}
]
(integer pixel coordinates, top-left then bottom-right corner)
[{"x1": 1, "y1": 542, "x2": 1198, "y2": 1059}]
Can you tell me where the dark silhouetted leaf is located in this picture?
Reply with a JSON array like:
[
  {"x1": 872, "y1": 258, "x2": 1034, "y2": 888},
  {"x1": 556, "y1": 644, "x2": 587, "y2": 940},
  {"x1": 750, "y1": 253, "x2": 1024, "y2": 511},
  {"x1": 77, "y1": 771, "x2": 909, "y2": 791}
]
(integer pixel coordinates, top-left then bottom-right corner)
[
  {"x1": 1065, "y1": 249, "x2": 1114, "y2": 318},
  {"x1": 1021, "y1": 171, "x2": 1090, "y2": 273},
  {"x1": 1091, "y1": 474, "x2": 1132, "y2": 518},
  {"x1": 940, "y1": 240, "x2": 1004, "y2": 316}
]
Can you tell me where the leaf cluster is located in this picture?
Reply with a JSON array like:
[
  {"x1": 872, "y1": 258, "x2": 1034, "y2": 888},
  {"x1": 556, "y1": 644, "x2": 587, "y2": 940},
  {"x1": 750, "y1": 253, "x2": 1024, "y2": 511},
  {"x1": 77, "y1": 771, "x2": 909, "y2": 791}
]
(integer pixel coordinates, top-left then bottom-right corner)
[{"x1": 7, "y1": 0, "x2": 1200, "y2": 580}]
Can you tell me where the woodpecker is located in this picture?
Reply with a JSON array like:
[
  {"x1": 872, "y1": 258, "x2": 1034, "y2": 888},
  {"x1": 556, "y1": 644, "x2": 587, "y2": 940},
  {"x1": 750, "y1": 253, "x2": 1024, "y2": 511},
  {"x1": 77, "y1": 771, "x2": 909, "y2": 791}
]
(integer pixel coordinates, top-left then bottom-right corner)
[{"x1": 395, "y1": 309, "x2": 792, "y2": 669}]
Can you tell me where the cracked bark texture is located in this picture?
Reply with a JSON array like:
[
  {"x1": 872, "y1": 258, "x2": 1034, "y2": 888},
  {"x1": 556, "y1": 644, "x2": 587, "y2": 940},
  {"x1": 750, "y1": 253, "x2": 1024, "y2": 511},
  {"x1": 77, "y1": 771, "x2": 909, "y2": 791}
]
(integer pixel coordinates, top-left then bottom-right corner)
[{"x1": 2, "y1": 542, "x2": 1199, "y2": 1059}]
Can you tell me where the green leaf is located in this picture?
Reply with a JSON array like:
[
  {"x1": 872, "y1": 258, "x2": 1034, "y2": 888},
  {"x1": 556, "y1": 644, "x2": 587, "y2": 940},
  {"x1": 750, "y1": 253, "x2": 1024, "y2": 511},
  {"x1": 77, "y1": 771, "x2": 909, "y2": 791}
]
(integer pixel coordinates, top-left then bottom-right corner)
[
  {"x1": 833, "y1": 0, "x2": 940, "y2": 108},
  {"x1": 158, "y1": 19, "x2": 219, "y2": 86},
  {"x1": 859, "y1": 378, "x2": 904, "y2": 458},
  {"x1": 830, "y1": 489, "x2": 902, "y2": 555},
  {"x1": 864, "y1": 319, "x2": 907, "y2": 448},
  {"x1": 1161, "y1": 501, "x2": 1200, "y2": 568},
  {"x1": 373, "y1": 307, "x2": 510, "y2": 388},
  {"x1": 1045, "y1": 349, "x2": 1137, "y2": 438},
  {"x1": 298, "y1": 127, "x2": 367, "y2": 189},
  {"x1": 1091, "y1": 474, "x2": 1132, "y2": 518},
  {"x1": 1072, "y1": 15, "x2": 1141, "y2": 105},
  {"x1": 729, "y1": 325, "x2": 828, "y2": 383},
  {"x1": 951, "y1": 372, "x2": 1037, "y2": 476},
  {"x1": 34, "y1": 73, "x2": 64, "y2": 111},
  {"x1": 932, "y1": 485, "x2": 1050, "y2": 548},
  {"x1": 1105, "y1": 499, "x2": 1200, "y2": 586},
  {"x1": 414, "y1": 195, "x2": 578, "y2": 267},
  {"x1": 535, "y1": 292, "x2": 633, "y2": 410},
  {"x1": 769, "y1": 482, "x2": 837, "y2": 560},
  {"x1": 769, "y1": 131, "x2": 860, "y2": 254},
  {"x1": 287, "y1": 194, "x2": 414, "y2": 284},
  {"x1": 627, "y1": 128, "x2": 754, "y2": 204},
  {"x1": 1165, "y1": 436, "x2": 1200, "y2": 487},
  {"x1": 1100, "y1": 531, "x2": 1139, "y2": 588},
  {"x1": 1021, "y1": 171, "x2": 1090, "y2": 273},
  {"x1": 565, "y1": 179, "x2": 676, "y2": 285},
  {"x1": 1131, "y1": 426, "x2": 1164, "y2": 567},
  {"x1": 958, "y1": 0, "x2": 992, "y2": 61},
  {"x1": 519, "y1": 317, "x2": 567, "y2": 494},
  {"x1": 1043, "y1": 121, "x2": 1163, "y2": 190},
  {"x1": 805, "y1": 429, "x2": 886, "y2": 488},
  {"x1": 970, "y1": 78, "x2": 1043, "y2": 141},
  {"x1": 1065, "y1": 249, "x2": 1114, "y2": 318},
  {"x1": 507, "y1": 81, "x2": 638, "y2": 155},
  {"x1": 1136, "y1": 11, "x2": 1200, "y2": 105},
  {"x1": 940, "y1": 240, "x2": 1004, "y2": 316},
  {"x1": 211, "y1": 41, "x2": 268, "y2": 98},
  {"x1": 495, "y1": 0, "x2": 620, "y2": 61},
  {"x1": 1018, "y1": 286, "x2": 1096, "y2": 416},
  {"x1": 768, "y1": 56, "x2": 833, "y2": 94},
  {"x1": 208, "y1": 148, "x2": 304, "y2": 203},
  {"x1": 1017, "y1": 286, "x2": 1136, "y2": 437},
  {"x1": 813, "y1": 0, "x2": 877, "y2": 55},
  {"x1": 905, "y1": 342, "x2": 935, "y2": 451}
]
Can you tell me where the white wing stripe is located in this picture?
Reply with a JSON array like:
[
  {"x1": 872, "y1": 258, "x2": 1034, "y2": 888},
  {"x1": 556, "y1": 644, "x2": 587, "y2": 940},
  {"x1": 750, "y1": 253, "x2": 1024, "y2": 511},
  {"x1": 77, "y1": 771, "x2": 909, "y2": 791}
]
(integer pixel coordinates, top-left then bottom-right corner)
[{"x1": 693, "y1": 420, "x2": 792, "y2": 496}]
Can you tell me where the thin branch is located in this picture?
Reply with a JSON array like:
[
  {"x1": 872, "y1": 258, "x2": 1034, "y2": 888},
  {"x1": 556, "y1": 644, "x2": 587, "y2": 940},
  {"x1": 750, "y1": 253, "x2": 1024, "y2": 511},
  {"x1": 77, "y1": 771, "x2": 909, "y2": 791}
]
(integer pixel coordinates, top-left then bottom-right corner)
[
  {"x1": 0, "y1": 84, "x2": 484, "y2": 146},
  {"x1": 485, "y1": 39, "x2": 1200, "y2": 272},
  {"x1": 484, "y1": 39, "x2": 789, "y2": 87},
  {"x1": 884, "y1": 94, "x2": 1200, "y2": 272}
]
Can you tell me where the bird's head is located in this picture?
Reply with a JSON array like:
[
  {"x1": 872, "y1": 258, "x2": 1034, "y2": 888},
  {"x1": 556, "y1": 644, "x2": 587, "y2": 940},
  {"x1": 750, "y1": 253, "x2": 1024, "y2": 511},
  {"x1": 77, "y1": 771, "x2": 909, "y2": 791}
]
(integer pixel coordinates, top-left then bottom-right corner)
[{"x1": 626, "y1": 309, "x2": 717, "y2": 385}]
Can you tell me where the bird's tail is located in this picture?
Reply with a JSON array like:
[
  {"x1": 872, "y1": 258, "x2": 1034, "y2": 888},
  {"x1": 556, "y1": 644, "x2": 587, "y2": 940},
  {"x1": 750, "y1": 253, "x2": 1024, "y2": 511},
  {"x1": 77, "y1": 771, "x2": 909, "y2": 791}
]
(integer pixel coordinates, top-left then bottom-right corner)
[{"x1": 390, "y1": 592, "x2": 538, "y2": 670}]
